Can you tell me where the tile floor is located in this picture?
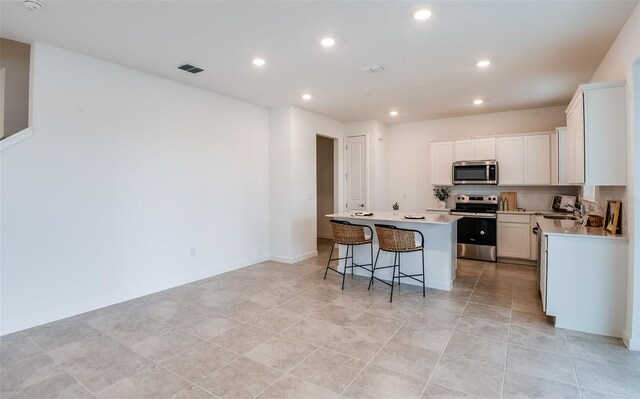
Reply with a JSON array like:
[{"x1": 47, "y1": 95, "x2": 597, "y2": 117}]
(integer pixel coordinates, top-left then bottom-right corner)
[{"x1": 1, "y1": 239, "x2": 639, "y2": 398}]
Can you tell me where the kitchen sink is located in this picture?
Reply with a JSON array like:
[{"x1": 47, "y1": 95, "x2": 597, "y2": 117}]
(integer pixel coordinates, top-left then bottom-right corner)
[{"x1": 543, "y1": 215, "x2": 579, "y2": 220}]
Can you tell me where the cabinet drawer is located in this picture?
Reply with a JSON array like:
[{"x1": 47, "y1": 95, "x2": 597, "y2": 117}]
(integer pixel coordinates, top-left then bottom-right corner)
[{"x1": 497, "y1": 214, "x2": 530, "y2": 224}]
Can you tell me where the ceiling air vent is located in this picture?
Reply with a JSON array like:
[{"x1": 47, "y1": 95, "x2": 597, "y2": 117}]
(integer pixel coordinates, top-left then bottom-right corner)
[
  {"x1": 360, "y1": 65, "x2": 386, "y2": 74},
  {"x1": 178, "y1": 63, "x2": 205, "y2": 74}
]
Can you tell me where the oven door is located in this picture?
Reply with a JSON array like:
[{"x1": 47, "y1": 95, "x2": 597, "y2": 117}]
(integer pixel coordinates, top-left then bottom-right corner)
[
  {"x1": 455, "y1": 214, "x2": 497, "y2": 262},
  {"x1": 452, "y1": 162, "x2": 498, "y2": 185}
]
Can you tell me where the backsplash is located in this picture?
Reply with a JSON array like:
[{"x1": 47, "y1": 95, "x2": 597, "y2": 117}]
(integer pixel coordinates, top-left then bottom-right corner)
[
  {"x1": 583, "y1": 186, "x2": 627, "y2": 234},
  {"x1": 438, "y1": 186, "x2": 580, "y2": 210}
]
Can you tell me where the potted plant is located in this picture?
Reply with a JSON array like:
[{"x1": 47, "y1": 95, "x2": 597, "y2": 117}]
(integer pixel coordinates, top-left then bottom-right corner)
[
  {"x1": 392, "y1": 201, "x2": 399, "y2": 215},
  {"x1": 433, "y1": 187, "x2": 451, "y2": 209}
]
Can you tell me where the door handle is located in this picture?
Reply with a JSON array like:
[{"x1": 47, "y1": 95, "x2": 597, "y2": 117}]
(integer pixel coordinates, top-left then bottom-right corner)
[{"x1": 359, "y1": 204, "x2": 365, "y2": 207}]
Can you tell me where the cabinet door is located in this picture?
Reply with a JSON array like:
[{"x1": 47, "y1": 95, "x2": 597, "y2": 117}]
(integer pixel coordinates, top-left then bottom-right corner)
[
  {"x1": 454, "y1": 139, "x2": 475, "y2": 161},
  {"x1": 431, "y1": 141, "x2": 453, "y2": 185},
  {"x1": 496, "y1": 136, "x2": 524, "y2": 185},
  {"x1": 556, "y1": 127, "x2": 567, "y2": 184},
  {"x1": 584, "y1": 85, "x2": 627, "y2": 185},
  {"x1": 566, "y1": 94, "x2": 585, "y2": 184},
  {"x1": 524, "y1": 135, "x2": 550, "y2": 184},
  {"x1": 530, "y1": 216, "x2": 538, "y2": 261},
  {"x1": 540, "y1": 234, "x2": 547, "y2": 312},
  {"x1": 497, "y1": 222, "x2": 531, "y2": 258},
  {"x1": 474, "y1": 138, "x2": 496, "y2": 160}
]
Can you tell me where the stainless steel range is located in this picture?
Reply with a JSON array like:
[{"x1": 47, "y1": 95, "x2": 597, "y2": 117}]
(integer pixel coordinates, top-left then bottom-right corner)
[{"x1": 451, "y1": 194, "x2": 498, "y2": 262}]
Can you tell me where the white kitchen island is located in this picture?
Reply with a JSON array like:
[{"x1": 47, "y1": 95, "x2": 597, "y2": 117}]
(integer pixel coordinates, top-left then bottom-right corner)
[{"x1": 326, "y1": 212, "x2": 462, "y2": 291}]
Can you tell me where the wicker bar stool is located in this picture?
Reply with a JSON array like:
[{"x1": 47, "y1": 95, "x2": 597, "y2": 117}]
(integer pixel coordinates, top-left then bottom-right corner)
[
  {"x1": 324, "y1": 220, "x2": 374, "y2": 290},
  {"x1": 369, "y1": 223, "x2": 425, "y2": 302}
]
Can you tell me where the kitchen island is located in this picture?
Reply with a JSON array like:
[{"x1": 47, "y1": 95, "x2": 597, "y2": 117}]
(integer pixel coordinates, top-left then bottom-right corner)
[{"x1": 326, "y1": 212, "x2": 462, "y2": 291}]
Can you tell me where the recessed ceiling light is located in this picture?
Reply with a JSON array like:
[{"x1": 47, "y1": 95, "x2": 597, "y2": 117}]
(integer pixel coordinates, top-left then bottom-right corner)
[
  {"x1": 477, "y1": 59, "x2": 491, "y2": 68},
  {"x1": 252, "y1": 58, "x2": 266, "y2": 66},
  {"x1": 473, "y1": 99, "x2": 484, "y2": 105},
  {"x1": 389, "y1": 110, "x2": 399, "y2": 116},
  {"x1": 302, "y1": 94, "x2": 312, "y2": 100},
  {"x1": 22, "y1": 0, "x2": 44, "y2": 11},
  {"x1": 320, "y1": 38, "x2": 335, "y2": 47},
  {"x1": 413, "y1": 9, "x2": 432, "y2": 20}
]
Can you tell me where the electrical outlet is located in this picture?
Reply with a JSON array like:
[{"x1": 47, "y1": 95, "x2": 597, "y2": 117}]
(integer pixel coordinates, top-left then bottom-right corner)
[{"x1": 190, "y1": 248, "x2": 196, "y2": 257}]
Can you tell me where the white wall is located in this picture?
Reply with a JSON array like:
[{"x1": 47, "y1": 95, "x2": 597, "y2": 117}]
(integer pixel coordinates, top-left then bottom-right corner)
[
  {"x1": 269, "y1": 106, "x2": 344, "y2": 262},
  {"x1": 316, "y1": 136, "x2": 334, "y2": 239},
  {"x1": 0, "y1": 43, "x2": 271, "y2": 334},
  {"x1": 385, "y1": 106, "x2": 567, "y2": 212},
  {"x1": 590, "y1": 2, "x2": 640, "y2": 350}
]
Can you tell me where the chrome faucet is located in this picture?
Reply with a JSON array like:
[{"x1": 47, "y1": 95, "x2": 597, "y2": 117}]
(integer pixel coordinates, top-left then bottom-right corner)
[{"x1": 565, "y1": 203, "x2": 585, "y2": 218}]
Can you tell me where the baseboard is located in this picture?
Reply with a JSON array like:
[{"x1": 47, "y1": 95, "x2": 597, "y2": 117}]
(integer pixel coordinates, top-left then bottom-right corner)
[
  {"x1": 497, "y1": 257, "x2": 536, "y2": 266},
  {"x1": 270, "y1": 250, "x2": 318, "y2": 264},
  {"x1": 622, "y1": 328, "x2": 640, "y2": 351},
  {"x1": 0, "y1": 255, "x2": 269, "y2": 336}
]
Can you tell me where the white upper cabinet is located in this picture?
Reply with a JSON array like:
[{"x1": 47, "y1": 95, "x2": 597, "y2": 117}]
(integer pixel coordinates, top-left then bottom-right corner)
[
  {"x1": 565, "y1": 81, "x2": 627, "y2": 186},
  {"x1": 453, "y1": 138, "x2": 496, "y2": 161},
  {"x1": 454, "y1": 139, "x2": 475, "y2": 161},
  {"x1": 524, "y1": 135, "x2": 550, "y2": 185},
  {"x1": 497, "y1": 136, "x2": 524, "y2": 185},
  {"x1": 475, "y1": 138, "x2": 496, "y2": 160},
  {"x1": 430, "y1": 141, "x2": 453, "y2": 185}
]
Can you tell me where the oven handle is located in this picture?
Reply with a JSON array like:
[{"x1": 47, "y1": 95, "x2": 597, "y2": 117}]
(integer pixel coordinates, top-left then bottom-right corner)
[{"x1": 451, "y1": 212, "x2": 497, "y2": 219}]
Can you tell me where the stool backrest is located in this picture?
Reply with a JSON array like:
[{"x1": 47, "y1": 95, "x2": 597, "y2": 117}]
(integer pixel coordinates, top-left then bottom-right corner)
[
  {"x1": 331, "y1": 220, "x2": 366, "y2": 244},
  {"x1": 375, "y1": 224, "x2": 417, "y2": 251}
]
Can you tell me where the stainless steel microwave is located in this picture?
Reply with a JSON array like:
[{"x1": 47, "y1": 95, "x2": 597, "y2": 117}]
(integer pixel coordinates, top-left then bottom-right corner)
[{"x1": 452, "y1": 160, "x2": 498, "y2": 185}]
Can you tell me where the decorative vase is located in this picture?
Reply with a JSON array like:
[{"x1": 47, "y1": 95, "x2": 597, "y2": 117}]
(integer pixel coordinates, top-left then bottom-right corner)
[{"x1": 438, "y1": 200, "x2": 446, "y2": 209}]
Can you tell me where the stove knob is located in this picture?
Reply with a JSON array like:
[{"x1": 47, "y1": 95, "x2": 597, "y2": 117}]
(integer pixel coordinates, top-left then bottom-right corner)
[{"x1": 480, "y1": 230, "x2": 485, "y2": 235}]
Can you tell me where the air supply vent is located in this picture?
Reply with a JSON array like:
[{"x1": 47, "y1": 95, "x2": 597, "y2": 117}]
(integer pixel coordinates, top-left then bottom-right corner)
[
  {"x1": 178, "y1": 63, "x2": 205, "y2": 74},
  {"x1": 360, "y1": 65, "x2": 386, "y2": 74}
]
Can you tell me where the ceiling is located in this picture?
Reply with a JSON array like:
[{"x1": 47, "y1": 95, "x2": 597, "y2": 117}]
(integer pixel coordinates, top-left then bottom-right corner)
[{"x1": 1, "y1": 0, "x2": 637, "y2": 124}]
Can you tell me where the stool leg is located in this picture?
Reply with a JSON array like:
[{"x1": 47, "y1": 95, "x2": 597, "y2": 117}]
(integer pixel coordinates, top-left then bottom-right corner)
[
  {"x1": 397, "y1": 252, "x2": 401, "y2": 287},
  {"x1": 350, "y1": 244, "x2": 355, "y2": 274},
  {"x1": 368, "y1": 248, "x2": 381, "y2": 290},
  {"x1": 390, "y1": 252, "x2": 398, "y2": 302},
  {"x1": 341, "y1": 245, "x2": 350, "y2": 290},
  {"x1": 421, "y1": 248, "x2": 426, "y2": 297},
  {"x1": 324, "y1": 242, "x2": 335, "y2": 280}
]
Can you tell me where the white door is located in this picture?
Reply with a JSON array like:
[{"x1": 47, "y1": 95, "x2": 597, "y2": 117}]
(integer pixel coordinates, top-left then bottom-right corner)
[{"x1": 345, "y1": 135, "x2": 366, "y2": 210}]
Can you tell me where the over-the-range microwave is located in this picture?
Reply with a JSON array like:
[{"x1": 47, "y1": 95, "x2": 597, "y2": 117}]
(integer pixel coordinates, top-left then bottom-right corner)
[{"x1": 452, "y1": 160, "x2": 498, "y2": 185}]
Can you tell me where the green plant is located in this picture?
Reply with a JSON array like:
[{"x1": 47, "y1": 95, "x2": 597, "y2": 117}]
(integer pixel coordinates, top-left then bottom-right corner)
[
  {"x1": 392, "y1": 202, "x2": 399, "y2": 211},
  {"x1": 433, "y1": 187, "x2": 451, "y2": 201}
]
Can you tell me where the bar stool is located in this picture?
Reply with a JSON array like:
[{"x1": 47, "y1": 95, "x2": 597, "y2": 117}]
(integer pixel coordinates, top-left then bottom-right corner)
[
  {"x1": 324, "y1": 220, "x2": 374, "y2": 290},
  {"x1": 369, "y1": 224, "x2": 425, "y2": 302}
]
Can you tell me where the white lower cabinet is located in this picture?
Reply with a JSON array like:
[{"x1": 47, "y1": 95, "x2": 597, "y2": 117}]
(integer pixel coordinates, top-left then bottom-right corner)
[
  {"x1": 497, "y1": 214, "x2": 531, "y2": 259},
  {"x1": 545, "y1": 233, "x2": 627, "y2": 336}
]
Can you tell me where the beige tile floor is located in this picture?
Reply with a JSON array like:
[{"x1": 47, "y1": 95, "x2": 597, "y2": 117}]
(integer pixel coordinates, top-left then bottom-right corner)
[{"x1": 2, "y1": 239, "x2": 639, "y2": 398}]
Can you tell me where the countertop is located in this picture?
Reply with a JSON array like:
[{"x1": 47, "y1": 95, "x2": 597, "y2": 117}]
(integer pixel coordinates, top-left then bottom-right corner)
[
  {"x1": 535, "y1": 216, "x2": 627, "y2": 240},
  {"x1": 497, "y1": 209, "x2": 568, "y2": 215},
  {"x1": 326, "y1": 211, "x2": 463, "y2": 225}
]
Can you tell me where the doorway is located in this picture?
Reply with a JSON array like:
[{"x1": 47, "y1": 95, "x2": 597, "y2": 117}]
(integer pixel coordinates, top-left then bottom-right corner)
[{"x1": 317, "y1": 135, "x2": 337, "y2": 244}]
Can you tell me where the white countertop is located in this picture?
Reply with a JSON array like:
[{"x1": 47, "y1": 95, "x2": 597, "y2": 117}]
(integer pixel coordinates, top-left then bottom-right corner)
[
  {"x1": 326, "y1": 211, "x2": 463, "y2": 225},
  {"x1": 535, "y1": 216, "x2": 627, "y2": 240},
  {"x1": 426, "y1": 207, "x2": 452, "y2": 212},
  {"x1": 497, "y1": 209, "x2": 566, "y2": 215}
]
